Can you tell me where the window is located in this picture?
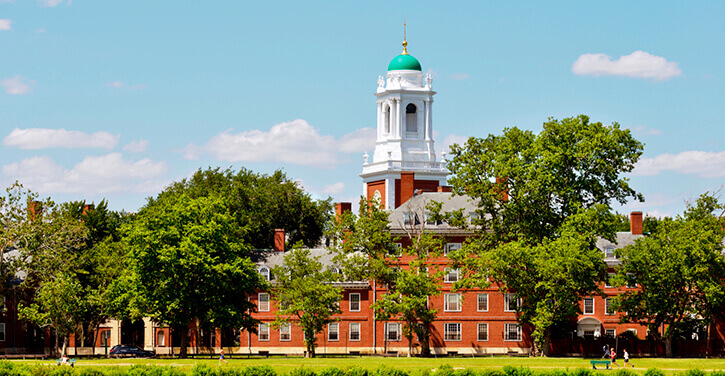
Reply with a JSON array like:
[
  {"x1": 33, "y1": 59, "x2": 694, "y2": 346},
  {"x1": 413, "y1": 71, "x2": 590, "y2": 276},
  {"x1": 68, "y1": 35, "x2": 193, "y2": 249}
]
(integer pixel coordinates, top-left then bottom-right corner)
[
  {"x1": 583, "y1": 297, "x2": 594, "y2": 315},
  {"x1": 469, "y1": 212, "x2": 480, "y2": 224},
  {"x1": 504, "y1": 323, "x2": 522, "y2": 341},
  {"x1": 504, "y1": 293, "x2": 520, "y2": 312},
  {"x1": 444, "y1": 243, "x2": 461, "y2": 256},
  {"x1": 405, "y1": 103, "x2": 417, "y2": 133},
  {"x1": 328, "y1": 323, "x2": 339, "y2": 341},
  {"x1": 349, "y1": 293, "x2": 361, "y2": 312},
  {"x1": 444, "y1": 293, "x2": 462, "y2": 312},
  {"x1": 258, "y1": 323, "x2": 269, "y2": 341},
  {"x1": 604, "y1": 246, "x2": 616, "y2": 260},
  {"x1": 155, "y1": 331, "x2": 164, "y2": 347},
  {"x1": 280, "y1": 324, "x2": 291, "y2": 341},
  {"x1": 605, "y1": 329, "x2": 616, "y2": 337},
  {"x1": 426, "y1": 212, "x2": 442, "y2": 226},
  {"x1": 627, "y1": 274, "x2": 637, "y2": 288},
  {"x1": 349, "y1": 323, "x2": 361, "y2": 341},
  {"x1": 444, "y1": 323, "x2": 461, "y2": 341},
  {"x1": 605, "y1": 298, "x2": 615, "y2": 315},
  {"x1": 386, "y1": 323, "x2": 401, "y2": 341},
  {"x1": 477, "y1": 323, "x2": 488, "y2": 341},
  {"x1": 627, "y1": 328, "x2": 638, "y2": 336},
  {"x1": 444, "y1": 268, "x2": 460, "y2": 283},
  {"x1": 259, "y1": 266, "x2": 270, "y2": 280},
  {"x1": 477, "y1": 293, "x2": 489, "y2": 312},
  {"x1": 258, "y1": 293, "x2": 270, "y2": 312},
  {"x1": 384, "y1": 104, "x2": 391, "y2": 134},
  {"x1": 605, "y1": 273, "x2": 615, "y2": 288}
]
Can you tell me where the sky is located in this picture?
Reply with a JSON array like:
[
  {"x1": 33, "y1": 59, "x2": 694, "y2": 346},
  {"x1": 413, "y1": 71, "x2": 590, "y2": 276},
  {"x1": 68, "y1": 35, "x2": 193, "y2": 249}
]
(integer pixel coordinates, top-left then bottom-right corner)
[{"x1": 1, "y1": 1, "x2": 723, "y2": 218}]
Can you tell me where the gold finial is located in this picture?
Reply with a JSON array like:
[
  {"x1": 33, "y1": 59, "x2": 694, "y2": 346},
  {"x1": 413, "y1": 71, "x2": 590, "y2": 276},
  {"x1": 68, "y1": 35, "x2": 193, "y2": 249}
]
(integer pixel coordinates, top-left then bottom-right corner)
[{"x1": 402, "y1": 22, "x2": 408, "y2": 55}]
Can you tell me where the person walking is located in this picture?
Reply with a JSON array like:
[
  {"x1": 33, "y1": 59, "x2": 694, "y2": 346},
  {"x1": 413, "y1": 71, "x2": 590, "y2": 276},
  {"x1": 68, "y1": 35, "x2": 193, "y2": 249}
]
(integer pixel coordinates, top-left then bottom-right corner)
[
  {"x1": 602, "y1": 344, "x2": 610, "y2": 358},
  {"x1": 624, "y1": 349, "x2": 634, "y2": 368},
  {"x1": 219, "y1": 349, "x2": 228, "y2": 366}
]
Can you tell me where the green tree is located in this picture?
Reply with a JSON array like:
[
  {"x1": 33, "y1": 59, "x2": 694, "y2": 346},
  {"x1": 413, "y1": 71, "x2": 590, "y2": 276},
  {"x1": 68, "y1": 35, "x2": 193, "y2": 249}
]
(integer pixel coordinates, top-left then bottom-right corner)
[
  {"x1": 614, "y1": 193, "x2": 725, "y2": 357},
  {"x1": 156, "y1": 167, "x2": 332, "y2": 250},
  {"x1": 447, "y1": 115, "x2": 643, "y2": 355},
  {"x1": 272, "y1": 248, "x2": 342, "y2": 358},
  {"x1": 120, "y1": 192, "x2": 264, "y2": 358}
]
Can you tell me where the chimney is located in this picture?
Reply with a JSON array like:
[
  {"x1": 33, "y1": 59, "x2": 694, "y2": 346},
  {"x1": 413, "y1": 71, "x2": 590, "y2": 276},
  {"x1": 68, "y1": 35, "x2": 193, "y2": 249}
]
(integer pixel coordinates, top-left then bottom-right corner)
[
  {"x1": 495, "y1": 177, "x2": 509, "y2": 202},
  {"x1": 83, "y1": 204, "x2": 94, "y2": 215},
  {"x1": 630, "y1": 211, "x2": 643, "y2": 235},
  {"x1": 274, "y1": 229, "x2": 285, "y2": 252},
  {"x1": 335, "y1": 202, "x2": 352, "y2": 220},
  {"x1": 437, "y1": 186, "x2": 452, "y2": 193},
  {"x1": 400, "y1": 171, "x2": 415, "y2": 206},
  {"x1": 27, "y1": 200, "x2": 42, "y2": 221}
]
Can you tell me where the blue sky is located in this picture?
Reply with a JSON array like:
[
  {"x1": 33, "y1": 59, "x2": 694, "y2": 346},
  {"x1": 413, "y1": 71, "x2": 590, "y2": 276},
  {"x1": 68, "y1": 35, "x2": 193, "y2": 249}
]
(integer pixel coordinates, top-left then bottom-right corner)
[{"x1": 1, "y1": 1, "x2": 723, "y2": 218}]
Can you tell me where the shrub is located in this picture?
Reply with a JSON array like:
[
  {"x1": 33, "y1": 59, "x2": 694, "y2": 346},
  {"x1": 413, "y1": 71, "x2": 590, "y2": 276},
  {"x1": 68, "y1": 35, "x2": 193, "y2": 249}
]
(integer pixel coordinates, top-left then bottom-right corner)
[
  {"x1": 319, "y1": 368, "x2": 345, "y2": 376},
  {"x1": 502, "y1": 367, "x2": 532, "y2": 376},
  {"x1": 345, "y1": 367, "x2": 368, "y2": 376},
  {"x1": 481, "y1": 370, "x2": 505, "y2": 376},
  {"x1": 643, "y1": 369, "x2": 665, "y2": 376},
  {"x1": 373, "y1": 365, "x2": 409, "y2": 376},
  {"x1": 243, "y1": 366, "x2": 277, "y2": 376},
  {"x1": 614, "y1": 369, "x2": 636, "y2": 376},
  {"x1": 289, "y1": 369, "x2": 316, "y2": 376},
  {"x1": 683, "y1": 370, "x2": 706, "y2": 376}
]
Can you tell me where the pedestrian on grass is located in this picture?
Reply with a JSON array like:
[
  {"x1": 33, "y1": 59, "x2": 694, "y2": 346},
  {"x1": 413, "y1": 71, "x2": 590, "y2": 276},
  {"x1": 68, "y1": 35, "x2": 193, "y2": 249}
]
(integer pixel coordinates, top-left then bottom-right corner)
[
  {"x1": 624, "y1": 349, "x2": 634, "y2": 368},
  {"x1": 610, "y1": 348, "x2": 620, "y2": 367},
  {"x1": 602, "y1": 344, "x2": 610, "y2": 358},
  {"x1": 219, "y1": 349, "x2": 228, "y2": 366}
]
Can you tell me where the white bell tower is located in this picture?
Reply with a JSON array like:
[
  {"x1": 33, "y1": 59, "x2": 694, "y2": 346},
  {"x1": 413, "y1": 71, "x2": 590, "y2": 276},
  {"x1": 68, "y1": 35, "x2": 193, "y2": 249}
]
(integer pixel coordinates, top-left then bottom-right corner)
[{"x1": 361, "y1": 29, "x2": 449, "y2": 210}]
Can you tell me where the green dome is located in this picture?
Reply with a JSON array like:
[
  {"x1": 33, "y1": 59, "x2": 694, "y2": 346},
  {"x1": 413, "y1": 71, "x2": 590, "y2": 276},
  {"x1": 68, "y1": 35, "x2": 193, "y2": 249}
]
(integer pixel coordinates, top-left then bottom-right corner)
[{"x1": 388, "y1": 54, "x2": 422, "y2": 71}]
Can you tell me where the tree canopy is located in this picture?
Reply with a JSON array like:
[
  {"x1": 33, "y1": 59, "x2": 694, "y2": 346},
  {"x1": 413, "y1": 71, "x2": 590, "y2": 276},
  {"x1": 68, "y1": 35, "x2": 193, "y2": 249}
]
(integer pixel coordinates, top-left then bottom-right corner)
[
  {"x1": 614, "y1": 193, "x2": 725, "y2": 357},
  {"x1": 447, "y1": 115, "x2": 644, "y2": 355}
]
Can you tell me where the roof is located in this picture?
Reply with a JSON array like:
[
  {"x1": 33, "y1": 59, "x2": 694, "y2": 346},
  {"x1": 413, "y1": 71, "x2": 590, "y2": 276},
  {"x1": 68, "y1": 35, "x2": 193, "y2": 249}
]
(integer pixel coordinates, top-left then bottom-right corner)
[
  {"x1": 388, "y1": 192, "x2": 480, "y2": 235},
  {"x1": 388, "y1": 53, "x2": 422, "y2": 71},
  {"x1": 596, "y1": 232, "x2": 645, "y2": 266},
  {"x1": 254, "y1": 248, "x2": 369, "y2": 288}
]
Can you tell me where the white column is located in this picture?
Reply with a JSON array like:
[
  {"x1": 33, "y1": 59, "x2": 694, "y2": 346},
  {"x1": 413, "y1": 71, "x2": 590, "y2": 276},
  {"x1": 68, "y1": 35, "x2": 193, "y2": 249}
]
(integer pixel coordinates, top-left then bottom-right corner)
[
  {"x1": 144, "y1": 317, "x2": 154, "y2": 350},
  {"x1": 109, "y1": 319, "x2": 120, "y2": 348},
  {"x1": 377, "y1": 102, "x2": 383, "y2": 141},
  {"x1": 395, "y1": 98, "x2": 402, "y2": 139},
  {"x1": 385, "y1": 177, "x2": 395, "y2": 210},
  {"x1": 426, "y1": 99, "x2": 433, "y2": 141}
]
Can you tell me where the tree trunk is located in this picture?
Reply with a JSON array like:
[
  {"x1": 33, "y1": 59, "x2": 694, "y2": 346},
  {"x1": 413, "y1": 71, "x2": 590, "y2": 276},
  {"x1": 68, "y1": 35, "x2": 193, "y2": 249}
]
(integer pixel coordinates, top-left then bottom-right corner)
[
  {"x1": 178, "y1": 326, "x2": 189, "y2": 358},
  {"x1": 541, "y1": 328, "x2": 551, "y2": 357},
  {"x1": 665, "y1": 330, "x2": 674, "y2": 357},
  {"x1": 307, "y1": 341, "x2": 315, "y2": 358},
  {"x1": 61, "y1": 336, "x2": 68, "y2": 357},
  {"x1": 707, "y1": 321, "x2": 714, "y2": 357},
  {"x1": 420, "y1": 326, "x2": 431, "y2": 357}
]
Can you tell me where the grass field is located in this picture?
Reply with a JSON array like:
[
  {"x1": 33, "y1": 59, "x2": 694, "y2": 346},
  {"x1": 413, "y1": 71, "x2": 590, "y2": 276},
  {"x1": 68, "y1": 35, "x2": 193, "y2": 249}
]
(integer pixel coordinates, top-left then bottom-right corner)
[{"x1": 10, "y1": 356, "x2": 725, "y2": 375}]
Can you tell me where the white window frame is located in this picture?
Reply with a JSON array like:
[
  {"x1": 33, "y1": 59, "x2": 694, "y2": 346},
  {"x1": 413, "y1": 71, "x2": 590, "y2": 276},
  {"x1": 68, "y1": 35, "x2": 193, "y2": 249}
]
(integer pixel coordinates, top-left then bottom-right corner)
[
  {"x1": 155, "y1": 330, "x2": 164, "y2": 347},
  {"x1": 504, "y1": 293, "x2": 520, "y2": 312},
  {"x1": 444, "y1": 243, "x2": 461, "y2": 256},
  {"x1": 504, "y1": 323, "x2": 522, "y2": 341},
  {"x1": 605, "y1": 273, "x2": 615, "y2": 288},
  {"x1": 604, "y1": 246, "x2": 617, "y2": 260},
  {"x1": 426, "y1": 212, "x2": 442, "y2": 226},
  {"x1": 349, "y1": 323, "x2": 361, "y2": 341},
  {"x1": 258, "y1": 323, "x2": 269, "y2": 341},
  {"x1": 627, "y1": 328, "x2": 638, "y2": 336},
  {"x1": 258, "y1": 292, "x2": 270, "y2": 312},
  {"x1": 328, "y1": 322, "x2": 339, "y2": 341},
  {"x1": 0, "y1": 323, "x2": 6, "y2": 342},
  {"x1": 349, "y1": 293, "x2": 361, "y2": 312},
  {"x1": 477, "y1": 323, "x2": 488, "y2": 342},
  {"x1": 605, "y1": 328, "x2": 616, "y2": 337},
  {"x1": 258, "y1": 266, "x2": 271, "y2": 281},
  {"x1": 280, "y1": 323, "x2": 291, "y2": 341},
  {"x1": 444, "y1": 323, "x2": 461, "y2": 341},
  {"x1": 444, "y1": 268, "x2": 460, "y2": 283},
  {"x1": 583, "y1": 297, "x2": 595, "y2": 315},
  {"x1": 385, "y1": 322, "x2": 401, "y2": 341},
  {"x1": 477, "y1": 293, "x2": 489, "y2": 312},
  {"x1": 444, "y1": 293, "x2": 462, "y2": 312},
  {"x1": 605, "y1": 297, "x2": 615, "y2": 315}
]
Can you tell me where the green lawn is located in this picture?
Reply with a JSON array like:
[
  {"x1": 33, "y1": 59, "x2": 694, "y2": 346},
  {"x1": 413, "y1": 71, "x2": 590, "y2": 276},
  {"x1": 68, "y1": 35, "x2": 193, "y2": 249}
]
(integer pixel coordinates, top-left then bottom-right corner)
[{"x1": 13, "y1": 356, "x2": 725, "y2": 375}]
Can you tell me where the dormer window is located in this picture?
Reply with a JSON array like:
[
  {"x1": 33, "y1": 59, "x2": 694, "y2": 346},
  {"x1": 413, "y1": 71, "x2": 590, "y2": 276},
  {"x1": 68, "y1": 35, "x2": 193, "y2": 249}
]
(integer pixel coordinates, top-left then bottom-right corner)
[
  {"x1": 405, "y1": 103, "x2": 417, "y2": 133},
  {"x1": 258, "y1": 266, "x2": 270, "y2": 281}
]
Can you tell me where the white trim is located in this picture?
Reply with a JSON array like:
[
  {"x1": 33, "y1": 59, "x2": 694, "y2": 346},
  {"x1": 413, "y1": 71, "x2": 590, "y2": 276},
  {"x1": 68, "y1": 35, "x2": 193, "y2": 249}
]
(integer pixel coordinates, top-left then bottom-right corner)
[
  {"x1": 349, "y1": 293, "x2": 361, "y2": 312},
  {"x1": 444, "y1": 293, "x2": 462, "y2": 312},
  {"x1": 328, "y1": 322, "x2": 339, "y2": 341},
  {"x1": 279, "y1": 323, "x2": 291, "y2": 341},
  {"x1": 258, "y1": 292, "x2": 270, "y2": 312},
  {"x1": 605, "y1": 297, "x2": 615, "y2": 315},
  {"x1": 385, "y1": 322, "x2": 401, "y2": 341},
  {"x1": 258, "y1": 323, "x2": 269, "y2": 341},
  {"x1": 504, "y1": 323, "x2": 522, "y2": 341},
  {"x1": 349, "y1": 322, "x2": 361, "y2": 341},
  {"x1": 444, "y1": 322, "x2": 462, "y2": 342},
  {"x1": 504, "y1": 293, "x2": 520, "y2": 312},
  {"x1": 477, "y1": 323, "x2": 488, "y2": 342},
  {"x1": 583, "y1": 297, "x2": 595, "y2": 315},
  {"x1": 477, "y1": 293, "x2": 489, "y2": 312}
]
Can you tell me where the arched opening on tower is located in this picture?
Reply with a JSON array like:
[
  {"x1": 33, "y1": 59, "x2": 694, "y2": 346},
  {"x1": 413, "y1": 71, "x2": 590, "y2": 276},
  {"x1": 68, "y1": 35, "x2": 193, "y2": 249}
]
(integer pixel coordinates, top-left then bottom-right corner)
[
  {"x1": 406, "y1": 103, "x2": 417, "y2": 133},
  {"x1": 384, "y1": 104, "x2": 391, "y2": 134}
]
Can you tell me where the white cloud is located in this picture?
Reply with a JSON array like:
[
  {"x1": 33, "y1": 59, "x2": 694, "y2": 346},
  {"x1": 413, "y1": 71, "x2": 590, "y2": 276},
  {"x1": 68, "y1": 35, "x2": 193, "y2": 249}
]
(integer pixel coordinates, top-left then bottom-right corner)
[
  {"x1": 36, "y1": 0, "x2": 70, "y2": 6},
  {"x1": 36, "y1": 28, "x2": 45, "y2": 33},
  {"x1": 630, "y1": 125, "x2": 663, "y2": 136},
  {"x1": 2, "y1": 153, "x2": 168, "y2": 194},
  {"x1": 107, "y1": 81, "x2": 146, "y2": 90},
  {"x1": 4, "y1": 128, "x2": 120, "y2": 150},
  {"x1": 572, "y1": 51, "x2": 682, "y2": 81},
  {"x1": 450, "y1": 73, "x2": 470, "y2": 80},
  {"x1": 0, "y1": 19, "x2": 12, "y2": 30},
  {"x1": 442, "y1": 134, "x2": 469, "y2": 155},
  {"x1": 321, "y1": 182, "x2": 345, "y2": 195},
  {"x1": 186, "y1": 119, "x2": 339, "y2": 168},
  {"x1": 339, "y1": 127, "x2": 375, "y2": 153},
  {"x1": 123, "y1": 139, "x2": 149, "y2": 153},
  {"x1": 633, "y1": 151, "x2": 725, "y2": 178},
  {"x1": 2, "y1": 76, "x2": 33, "y2": 95}
]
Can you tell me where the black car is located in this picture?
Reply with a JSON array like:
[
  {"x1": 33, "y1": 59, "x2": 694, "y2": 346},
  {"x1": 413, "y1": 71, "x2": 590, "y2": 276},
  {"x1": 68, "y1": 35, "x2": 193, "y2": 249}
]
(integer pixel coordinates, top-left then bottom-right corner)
[{"x1": 109, "y1": 345, "x2": 155, "y2": 358}]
